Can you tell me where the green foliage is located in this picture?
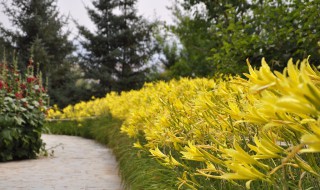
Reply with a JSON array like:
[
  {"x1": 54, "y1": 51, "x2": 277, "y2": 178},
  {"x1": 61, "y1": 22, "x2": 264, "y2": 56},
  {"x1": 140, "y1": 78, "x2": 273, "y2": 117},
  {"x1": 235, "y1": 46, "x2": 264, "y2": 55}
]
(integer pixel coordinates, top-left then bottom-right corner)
[
  {"x1": 0, "y1": 0, "x2": 80, "y2": 107},
  {"x1": 1, "y1": 0, "x2": 74, "y2": 73},
  {"x1": 171, "y1": 8, "x2": 216, "y2": 77},
  {"x1": 246, "y1": 0, "x2": 320, "y2": 68},
  {"x1": 48, "y1": 60, "x2": 93, "y2": 108},
  {"x1": 45, "y1": 114, "x2": 178, "y2": 190},
  {"x1": 0, "y1": 57, "x2": 49, "y2": 162},
  {"x1": 154, "y1": 26, "x2": 180, "y2": 71},
  {"x1": 0, "y1": 37, "x2": 14, "y2": 61},
  {"x1": 167, "y1": 0, "x2": 320, "y2": 77},
  {"x1": 78, "y1": 0, "x2": 156, "y2": 96}
]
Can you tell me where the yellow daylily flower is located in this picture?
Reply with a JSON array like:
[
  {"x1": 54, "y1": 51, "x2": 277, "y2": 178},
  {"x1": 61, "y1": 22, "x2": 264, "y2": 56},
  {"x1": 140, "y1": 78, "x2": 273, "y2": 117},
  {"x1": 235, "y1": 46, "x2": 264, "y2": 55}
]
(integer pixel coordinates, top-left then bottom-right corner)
[
  {"x1": 248, "y1": 135, "x2": 283, "y2": 159},
  {"x1": 225, "y1": 162, "x2": 267, "y2": 180},
  {"x1": 199, "y1": 162, "x2": 268, "y2": 181},
  {"x1": 181, "y1": 141, "x2": 206, "y2": 162},
  {"x1": 164, "y1": 155, "x2": 182, "y2": 167},
  {"x1": 276, "y1": 96, "x2": 317, "y2": 115},
  {"x1": 133, "y1": 141, "x2": 143, "y2": 149},
  {"x1": 244, "y1": 58, "x2": 277, "y2": 92},
  {"x1": 294, "y1": 155, "x2": 320, "y2": 177},
  {"x1": 223, "y1": 141, "x2": 258, "y2": 165},
  {"x1": 149, "y1": 147, "x2": 167, "y2": 158},
  {"x1": 300, "y1": 134, "x2": 320, "y2": 153}
]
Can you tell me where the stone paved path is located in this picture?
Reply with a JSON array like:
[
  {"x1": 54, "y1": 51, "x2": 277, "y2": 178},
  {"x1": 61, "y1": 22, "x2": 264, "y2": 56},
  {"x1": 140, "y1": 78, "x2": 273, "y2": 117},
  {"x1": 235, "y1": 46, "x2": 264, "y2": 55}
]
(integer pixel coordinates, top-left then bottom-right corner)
[{"x1": 0, "y1": 134, "x2": 123, "y2": 190}]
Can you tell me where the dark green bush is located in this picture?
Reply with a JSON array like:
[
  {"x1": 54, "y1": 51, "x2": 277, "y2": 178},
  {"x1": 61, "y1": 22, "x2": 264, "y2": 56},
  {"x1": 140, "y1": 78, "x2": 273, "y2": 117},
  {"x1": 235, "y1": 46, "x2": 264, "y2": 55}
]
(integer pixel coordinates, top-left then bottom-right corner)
[{"x1": 0, "y1": 58, "x2": 49, "y2": 161}]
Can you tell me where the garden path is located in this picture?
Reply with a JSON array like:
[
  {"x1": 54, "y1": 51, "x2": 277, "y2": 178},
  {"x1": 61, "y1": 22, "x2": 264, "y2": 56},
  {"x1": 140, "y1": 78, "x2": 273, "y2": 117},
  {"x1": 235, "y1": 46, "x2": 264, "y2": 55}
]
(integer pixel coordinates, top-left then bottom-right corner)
[{"x1": 0, "y1": 134, "x2": 123, "y2": 190}]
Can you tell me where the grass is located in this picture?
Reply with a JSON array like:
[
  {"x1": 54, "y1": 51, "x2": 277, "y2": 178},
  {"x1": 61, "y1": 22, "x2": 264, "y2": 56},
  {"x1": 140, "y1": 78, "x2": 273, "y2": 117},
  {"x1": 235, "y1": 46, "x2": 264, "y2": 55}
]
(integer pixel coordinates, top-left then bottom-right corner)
[{"x1": 44, "y1": 114, "x2": 179, "y2": 190}]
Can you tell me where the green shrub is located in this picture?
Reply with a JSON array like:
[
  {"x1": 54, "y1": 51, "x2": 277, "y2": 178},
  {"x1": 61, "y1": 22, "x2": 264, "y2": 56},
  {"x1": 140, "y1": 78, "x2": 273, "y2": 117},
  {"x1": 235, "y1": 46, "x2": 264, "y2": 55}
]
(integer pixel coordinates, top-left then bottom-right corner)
[{"x1": 0, "y1": 57, "x2": 49, "y2": 161}]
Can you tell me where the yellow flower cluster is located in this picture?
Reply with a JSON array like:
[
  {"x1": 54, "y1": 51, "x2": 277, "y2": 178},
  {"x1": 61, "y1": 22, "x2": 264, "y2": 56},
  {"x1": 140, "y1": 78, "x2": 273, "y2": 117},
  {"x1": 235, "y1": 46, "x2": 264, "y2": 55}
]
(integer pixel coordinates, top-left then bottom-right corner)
[
  {"x1": 47, "y1": 97, "x2": 110, "y2": 121},
  {"x1": 47, "y1": 58, "x2": 320, "y2": 189}
]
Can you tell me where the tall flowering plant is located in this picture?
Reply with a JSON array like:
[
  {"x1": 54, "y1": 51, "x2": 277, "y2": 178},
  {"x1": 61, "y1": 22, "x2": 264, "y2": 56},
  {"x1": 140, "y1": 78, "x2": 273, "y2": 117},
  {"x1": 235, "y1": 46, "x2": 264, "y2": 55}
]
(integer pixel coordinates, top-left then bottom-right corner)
[{"x1": 0, "y1": 57, "x2": 49, "y2": 161}]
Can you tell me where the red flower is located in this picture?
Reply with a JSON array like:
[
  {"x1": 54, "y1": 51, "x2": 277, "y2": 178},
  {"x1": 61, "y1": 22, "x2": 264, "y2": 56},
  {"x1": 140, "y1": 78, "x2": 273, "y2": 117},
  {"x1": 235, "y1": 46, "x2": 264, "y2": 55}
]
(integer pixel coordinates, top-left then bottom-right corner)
[
  {"x1": 15, "y1": 92, "x2": 23, "y2": 99},
  {"x1": 20, "y1": 83, "x2": 27, "y2": 90},
  {"x1": 36, "y1": 87, "x2": 46, "y2": 93},
  {"x1": 27, "y1": 76, "x2": 36, "y2": 83},
  {"x1": 0, "y1": 80, "x2": 3, "y2": 89}
]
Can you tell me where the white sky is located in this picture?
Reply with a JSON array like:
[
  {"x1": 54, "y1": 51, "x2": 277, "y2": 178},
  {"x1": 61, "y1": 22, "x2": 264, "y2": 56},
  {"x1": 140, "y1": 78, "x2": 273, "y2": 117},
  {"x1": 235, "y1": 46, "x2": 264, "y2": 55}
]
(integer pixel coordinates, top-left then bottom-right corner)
[{"x1": 0, "y1": 0, "x2": 174, "y2": 36}]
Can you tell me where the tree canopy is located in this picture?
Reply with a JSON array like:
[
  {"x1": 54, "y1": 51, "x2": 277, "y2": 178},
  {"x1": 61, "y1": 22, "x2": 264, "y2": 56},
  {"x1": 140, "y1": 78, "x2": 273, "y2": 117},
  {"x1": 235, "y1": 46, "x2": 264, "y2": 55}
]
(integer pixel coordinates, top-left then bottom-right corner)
[
  {"x1": 78, "y1": 0, "x2": 155, "y2": 96},
  {"x1": 0, "y1": 0, "x2": 82, "y2": 107},
  {"x1": 1, "y1": 0, "x2": 319, "y2": 105},
  {"x1": 165, "y1": 0, "x2": 320, "y2": 77}
]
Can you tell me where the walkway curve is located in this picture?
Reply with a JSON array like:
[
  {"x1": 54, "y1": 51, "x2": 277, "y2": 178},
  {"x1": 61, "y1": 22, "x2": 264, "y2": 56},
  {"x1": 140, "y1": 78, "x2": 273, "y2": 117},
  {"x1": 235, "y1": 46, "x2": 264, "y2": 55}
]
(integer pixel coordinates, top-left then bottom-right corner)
[{"x1": 0, "y1": 134, "x2": 123, "y2": 190}]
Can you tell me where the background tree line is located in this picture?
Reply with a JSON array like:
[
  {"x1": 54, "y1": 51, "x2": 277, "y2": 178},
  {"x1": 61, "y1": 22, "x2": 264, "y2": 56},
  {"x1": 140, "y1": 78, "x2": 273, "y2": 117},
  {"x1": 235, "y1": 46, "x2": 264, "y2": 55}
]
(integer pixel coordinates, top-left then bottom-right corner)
[
  {"x1": 1, "y1": 0, "x2": 319, "y2": 107},
  {"x1": 161, "y1": 0, "x2": 320, "y2": 78}
]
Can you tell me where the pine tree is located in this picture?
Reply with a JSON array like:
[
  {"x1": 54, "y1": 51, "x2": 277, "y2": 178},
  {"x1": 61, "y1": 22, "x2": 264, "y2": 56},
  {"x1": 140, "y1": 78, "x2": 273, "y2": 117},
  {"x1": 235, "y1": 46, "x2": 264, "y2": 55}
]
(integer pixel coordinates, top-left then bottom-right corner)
[
  {"x1": 0, "y1": 35, "x2": 13, "y2": 60},
  {"x1": 0, "y1": 0, "x2": 77, "y2": 107},
  {"x1": 78, "y1": 0, "x2": 154, "y2": 96}
]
